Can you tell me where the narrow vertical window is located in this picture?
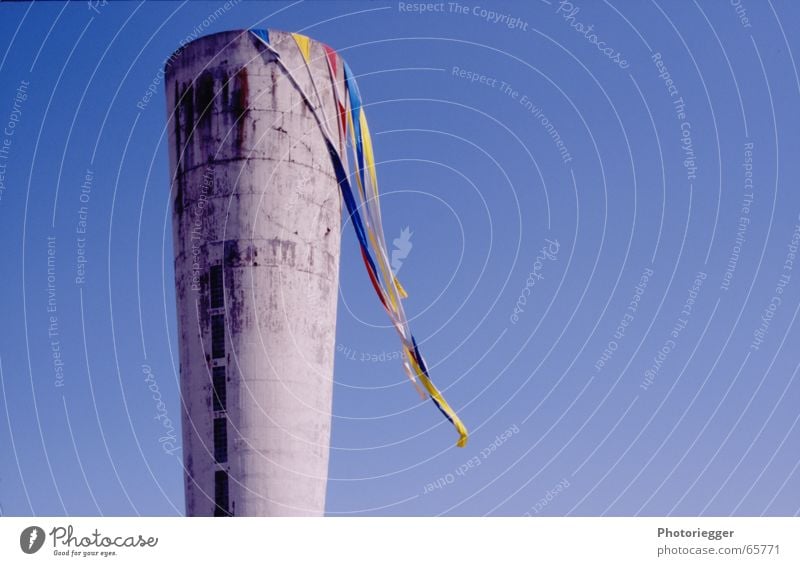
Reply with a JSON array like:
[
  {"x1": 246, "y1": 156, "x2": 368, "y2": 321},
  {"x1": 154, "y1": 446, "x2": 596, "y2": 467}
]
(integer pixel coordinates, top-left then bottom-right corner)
[
  {"x1": 209, "y1": 265, "x2": 224, "y2": 308},
  {"x1": 213, "y1": 417, "x2": 228, "y2": 463},
  {"x1": 212, "y1": 366, "x2": 226, "y2": 412},
  {"x1": 214, "y1": 470, "x2": 230, "y2": 516},
  {"x1": 211, "y1": 314, "x2": 225, "y2": 359}
]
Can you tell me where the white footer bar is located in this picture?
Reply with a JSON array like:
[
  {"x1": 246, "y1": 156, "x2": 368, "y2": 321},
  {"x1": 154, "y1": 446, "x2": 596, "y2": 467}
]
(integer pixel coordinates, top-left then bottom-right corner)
[{"x1": 1, "y1": 517, "x2": 796, "y2": 565}]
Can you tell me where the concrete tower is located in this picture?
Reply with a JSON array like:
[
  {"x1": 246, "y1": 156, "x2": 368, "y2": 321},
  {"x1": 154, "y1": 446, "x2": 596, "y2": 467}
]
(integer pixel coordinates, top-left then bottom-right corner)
[{"x1": 165, "y1": 30, "x2": 344, "y2": 516}]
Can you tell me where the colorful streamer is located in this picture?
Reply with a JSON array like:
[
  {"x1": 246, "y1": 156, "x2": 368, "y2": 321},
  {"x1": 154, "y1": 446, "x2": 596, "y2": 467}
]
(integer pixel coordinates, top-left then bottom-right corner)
[{"x1": 251, "y1": 30, "x2": 468, "y2": 447}]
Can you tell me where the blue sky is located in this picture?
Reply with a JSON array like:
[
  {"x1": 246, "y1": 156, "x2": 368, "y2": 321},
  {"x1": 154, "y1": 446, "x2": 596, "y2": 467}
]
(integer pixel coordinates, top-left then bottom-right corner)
[{"x1": 1, "y1": 0, "x2": 800, "y2": 516}]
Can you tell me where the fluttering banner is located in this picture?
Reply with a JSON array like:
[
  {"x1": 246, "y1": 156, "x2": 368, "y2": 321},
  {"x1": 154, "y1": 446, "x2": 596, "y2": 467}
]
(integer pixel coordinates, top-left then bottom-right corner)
[{"x1": 251, "y1": 29, "x2": 468, "y2": 447}]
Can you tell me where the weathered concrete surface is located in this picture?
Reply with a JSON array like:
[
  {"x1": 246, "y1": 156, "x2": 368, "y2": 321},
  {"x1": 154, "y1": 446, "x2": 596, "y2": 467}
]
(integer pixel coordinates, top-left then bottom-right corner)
[{"x1": 165, "y1": 29, "x2": 344, "y2": 516}]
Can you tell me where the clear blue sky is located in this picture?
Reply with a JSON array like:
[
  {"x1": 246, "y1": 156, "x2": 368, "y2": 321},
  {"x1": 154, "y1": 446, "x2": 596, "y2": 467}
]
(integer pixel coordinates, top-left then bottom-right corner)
[{"x1": 1, "y1": 0, "x2": 800, "y2": 516}]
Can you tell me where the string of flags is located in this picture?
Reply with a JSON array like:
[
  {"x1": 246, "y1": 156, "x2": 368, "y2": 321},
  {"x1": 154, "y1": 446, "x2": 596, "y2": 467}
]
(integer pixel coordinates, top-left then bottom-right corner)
[{"x1": 250, "y1": 29, "x2": 468, "y2": 447}]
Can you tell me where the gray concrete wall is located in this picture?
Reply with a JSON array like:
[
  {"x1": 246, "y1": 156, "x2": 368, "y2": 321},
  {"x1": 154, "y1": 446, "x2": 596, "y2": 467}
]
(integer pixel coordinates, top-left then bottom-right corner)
[{"x1": 165, "y1": 29, "x2": 343, "y2": 516}]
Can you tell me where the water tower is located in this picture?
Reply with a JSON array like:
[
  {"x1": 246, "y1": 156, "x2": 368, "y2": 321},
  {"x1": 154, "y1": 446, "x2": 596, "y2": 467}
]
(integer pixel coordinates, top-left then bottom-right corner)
[{"x1": 165, "y1": 29, "x2": 343, "y2": 516}]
